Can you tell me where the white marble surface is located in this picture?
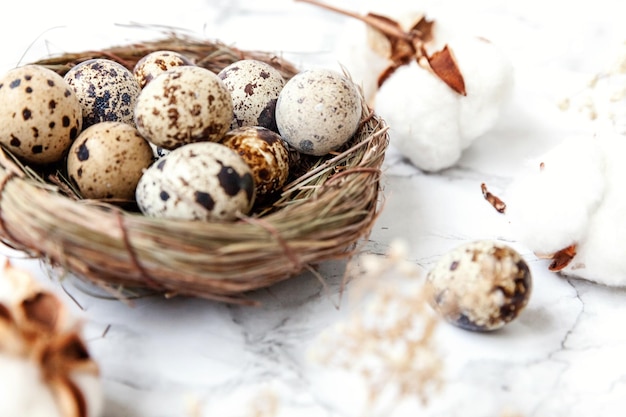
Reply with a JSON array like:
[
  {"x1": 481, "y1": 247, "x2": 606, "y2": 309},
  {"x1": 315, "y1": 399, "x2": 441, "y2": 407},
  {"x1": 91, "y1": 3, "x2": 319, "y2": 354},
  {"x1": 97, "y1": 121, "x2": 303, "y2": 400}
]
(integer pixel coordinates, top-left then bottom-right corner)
[{"x1": 2, "y1": 0, "x2": 626, "y2": 416}]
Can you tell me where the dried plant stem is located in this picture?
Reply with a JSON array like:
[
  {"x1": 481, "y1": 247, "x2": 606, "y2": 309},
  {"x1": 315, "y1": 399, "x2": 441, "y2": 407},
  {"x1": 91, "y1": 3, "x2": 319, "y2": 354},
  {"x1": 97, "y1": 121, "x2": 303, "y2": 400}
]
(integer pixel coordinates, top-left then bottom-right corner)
[{"x1": 295, "y1": 0, "x2": 409, "y2": 40}]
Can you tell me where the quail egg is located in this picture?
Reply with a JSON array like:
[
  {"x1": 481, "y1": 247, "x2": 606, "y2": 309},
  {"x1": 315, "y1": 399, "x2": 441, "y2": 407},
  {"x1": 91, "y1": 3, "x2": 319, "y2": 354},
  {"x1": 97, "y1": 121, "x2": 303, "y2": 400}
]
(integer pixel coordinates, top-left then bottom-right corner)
[
  {"x1": 134, "y1": 66, "x2": 233, "y2": 150},
  {"x1": 149, "y1": 143, "x2": 170, "y2": 159},
  {"x1": 133, "y1": 50, "x2": 195, "y2": 89},
  {"x1": 0, "y1": 65, "x2": 82, "y2": 164},
  {"x1": 135, "y1": 142, "x2": 255, "y2": 221},
  {"x1": 217, "y1": 59, "x2": 285, "y2": 132},
  {"x1": 220, "y1": 126, "x2": 290, "y2": 197},
  {"x1": 275, "y1": 68, "x2": 362, "y2": 156},
  {"x1": 425, "y1": 240, "x2": 532, "y2": 331},
  {"x1": 64, "y1": 58, "x2": 140, "y2": 128},
  {"x1": 67, "y1": 121, "x2": 154, "y2": 200}
]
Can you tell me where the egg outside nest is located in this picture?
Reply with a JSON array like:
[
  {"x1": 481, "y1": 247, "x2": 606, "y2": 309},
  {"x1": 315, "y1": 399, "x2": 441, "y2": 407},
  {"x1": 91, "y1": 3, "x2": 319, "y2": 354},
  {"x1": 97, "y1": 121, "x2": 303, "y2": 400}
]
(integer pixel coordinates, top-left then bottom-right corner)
[{"x1": 425, "y1": 240, "x2": 532, "y2": 332}]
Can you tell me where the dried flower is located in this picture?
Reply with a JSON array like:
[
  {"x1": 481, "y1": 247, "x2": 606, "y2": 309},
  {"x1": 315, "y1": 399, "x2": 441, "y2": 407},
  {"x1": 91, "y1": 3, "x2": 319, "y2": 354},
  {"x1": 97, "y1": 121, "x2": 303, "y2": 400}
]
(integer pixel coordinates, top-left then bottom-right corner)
[
  {"x1": 309, "y1": 240, "x2": 443, "y2": 414},
  {"x1": 559, "y1": 41, "x2": 626, "y2": 134}
]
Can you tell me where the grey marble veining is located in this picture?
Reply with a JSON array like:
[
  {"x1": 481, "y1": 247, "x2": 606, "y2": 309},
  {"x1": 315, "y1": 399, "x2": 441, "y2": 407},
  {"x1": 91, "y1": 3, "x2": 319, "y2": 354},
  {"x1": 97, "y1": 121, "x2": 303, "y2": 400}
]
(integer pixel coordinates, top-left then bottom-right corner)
[{"x1": 2, "y1": 0, "x2": 626, "y2": 416}]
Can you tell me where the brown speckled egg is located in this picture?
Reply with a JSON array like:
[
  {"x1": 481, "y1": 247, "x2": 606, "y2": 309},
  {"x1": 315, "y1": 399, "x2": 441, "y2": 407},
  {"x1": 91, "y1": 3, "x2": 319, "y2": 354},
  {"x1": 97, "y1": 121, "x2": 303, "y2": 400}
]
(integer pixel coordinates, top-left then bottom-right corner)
[
  {"x1": 64, "y1": 58, "x2": 140, "y2": 128},
  {"x1": 425, "y1": 240, "x2": 532, "y2": 332},
  {"x1": 67, "y1": 121, "x2": 154, "y2": 200},
  {"x1": 275, "y1": 69, "x2": 362, "y2": 156},
  {"x1": 133, "y1": 50, "x2": 194, "y2": 89},
  {"x1": 148, "y1": 142, "x2": 170, "y2": 159},
  {"x1": 0, "y1": 65, "x2": 82, "y2": 164},
  {"x1": 220, "y1": 126, "x2": 290, "y2": 197},
  {"x1": 135, "y1": 142, "x2": 255, "y2": 221},
  {"x1": 217, "y1": 59, "x2": 285, "y2": 132},
  {"x1": 134, "y1": 66, "x2": 233, "y2": 150}
]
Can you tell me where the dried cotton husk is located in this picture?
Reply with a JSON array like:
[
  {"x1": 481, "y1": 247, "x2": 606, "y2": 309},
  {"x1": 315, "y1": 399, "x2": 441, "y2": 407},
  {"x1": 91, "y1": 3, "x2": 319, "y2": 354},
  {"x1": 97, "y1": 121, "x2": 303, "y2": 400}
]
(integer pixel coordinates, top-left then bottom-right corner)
[{"x1": 0, "y1": 260, "x2": 103, "y2": 417}]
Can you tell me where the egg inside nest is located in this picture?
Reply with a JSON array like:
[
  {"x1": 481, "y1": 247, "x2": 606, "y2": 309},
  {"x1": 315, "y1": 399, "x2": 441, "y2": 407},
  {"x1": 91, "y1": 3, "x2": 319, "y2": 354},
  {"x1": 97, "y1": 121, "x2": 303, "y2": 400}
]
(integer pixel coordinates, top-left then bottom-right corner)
[
  {"x1": 0, "y1": 65, "x2": 82, "y2": 164},
  {"x1": 217, "y1": 59, "x2": 285, "y2": 132},
  {"x1": 275, "y1": 68, "x2": 362, "y2": 156},
  {"x1": 135, "y1": 141, "x2": 256, "y2": 221},
  {"x1": 134, "y1": 66, "x2": 233, "y2": 150},
  {"x1": 220, "y1": 126, "x2": 290, "y2": 199},
  {"x1": 133, "y1": 49, "x2": 195, "y2": 89},
  {"x1": 64, "y1": 58, "x2": 140, "y2": 128},
  {"x1": 66, "y1": 121, "x2": 154, "y2": 200}
]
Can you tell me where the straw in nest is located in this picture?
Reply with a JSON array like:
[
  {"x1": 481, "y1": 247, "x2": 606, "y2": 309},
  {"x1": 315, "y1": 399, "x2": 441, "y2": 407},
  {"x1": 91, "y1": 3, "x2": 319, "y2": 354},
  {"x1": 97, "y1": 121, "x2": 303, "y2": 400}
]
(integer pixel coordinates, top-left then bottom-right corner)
[{"x1": 0, "y1": 34, "x2": 389, "y2": 304}]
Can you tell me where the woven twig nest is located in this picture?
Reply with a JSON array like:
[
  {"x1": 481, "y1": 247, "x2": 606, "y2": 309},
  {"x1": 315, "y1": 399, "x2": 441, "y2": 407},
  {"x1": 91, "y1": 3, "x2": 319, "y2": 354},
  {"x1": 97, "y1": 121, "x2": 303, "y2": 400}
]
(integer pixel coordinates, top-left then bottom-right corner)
[{"x1": 0, "y1": 34, "x2": 389, "y2": 304}]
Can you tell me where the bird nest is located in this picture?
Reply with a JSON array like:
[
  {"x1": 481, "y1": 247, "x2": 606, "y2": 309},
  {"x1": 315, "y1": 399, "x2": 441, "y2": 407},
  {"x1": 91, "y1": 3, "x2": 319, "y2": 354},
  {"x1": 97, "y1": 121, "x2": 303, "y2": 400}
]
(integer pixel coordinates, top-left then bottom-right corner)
[{"x1": 0, "y1": 34, "x2": 389, "y2": 304}]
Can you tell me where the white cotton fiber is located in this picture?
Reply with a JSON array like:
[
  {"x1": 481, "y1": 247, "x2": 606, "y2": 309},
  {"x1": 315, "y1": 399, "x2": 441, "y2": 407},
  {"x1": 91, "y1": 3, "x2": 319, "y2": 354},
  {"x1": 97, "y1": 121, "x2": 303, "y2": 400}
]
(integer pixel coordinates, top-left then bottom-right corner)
[
  {"x1": 507, "y1": 135, "x2": 607, "y2": 255},
  {"x1": 558, "y1": 134, "x2": 626, "y2": 285},
  {"x1": 375, "y1": 61, "x2": 463, "y2": 172}
]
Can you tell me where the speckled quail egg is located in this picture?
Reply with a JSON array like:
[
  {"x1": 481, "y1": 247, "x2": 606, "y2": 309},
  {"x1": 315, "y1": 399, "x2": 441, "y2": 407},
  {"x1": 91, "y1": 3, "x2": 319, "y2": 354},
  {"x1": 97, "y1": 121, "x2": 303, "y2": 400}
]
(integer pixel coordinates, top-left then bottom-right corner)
[
  {"x1": 133, "y1": 50, "x2": 195, "y2": 89},
  {"x1": 134, "y1": 66, "x2": 233, "y2": 150},
  {"x1": 67, "y1": 121, "x2": 154, "y2": 200},
  {"x1": 275, "y1": 68, "x2": 362, "y2": 156},
  {"x1": 425, "y1": 240, "x2": 532, "y2": 332},
  {"x1": 136, "y1": 142, "x2": 255, "y2": 221},
  {"x1": 149, "y1": 143, "x2": 170, "y2": 159},
  {"x1": 0, "y1": 65, "x2": 82, "y2": 164},
  {"x1": 220, "y1": 126, "x2": 290, "y2": 197},
  {"x1": 217, "y1": 59, "x2": 285, "y2": 132},
  {"x1": 64, "y1": 58, "x2": 140, "y2": 128}
]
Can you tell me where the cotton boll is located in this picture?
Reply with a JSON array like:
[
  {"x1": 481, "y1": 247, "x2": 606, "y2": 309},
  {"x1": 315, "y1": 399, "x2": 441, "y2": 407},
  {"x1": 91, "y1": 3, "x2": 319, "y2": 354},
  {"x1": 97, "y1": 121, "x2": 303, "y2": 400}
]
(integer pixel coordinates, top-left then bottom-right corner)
[
  {"x1": 451, "y1": 37, "x2": 515, "y2": 146},
  {"x1": 558, "y1": 135, "x2": 626, "y2": 285},
  {"x1": 330, "y1": 4, "x2": 515, "y2": 172},
  {"x1": 335, "y1": 10, "x2": 453, "y2": 106},
  {"x1": 0, "y1": 261, "x2": 103, "y2": 417},
  {"x1": 507, "y1": 133, "x2": 626, "y2": 286},
  {"x1": 562, "y1": 194, "x2": 626, "y2": 285},
  {"x1": 335, "y1": 19, "x2": 390, "y2": 104},
  {"x1": 0, "y1": 356, "x2": 62, "y2": 417},
  {"x1": 506, "y1": 136, "x2": 606, "y2": 255},
  {"x1": 375, "y1": 61, "x2": 463, "y2": 172}
]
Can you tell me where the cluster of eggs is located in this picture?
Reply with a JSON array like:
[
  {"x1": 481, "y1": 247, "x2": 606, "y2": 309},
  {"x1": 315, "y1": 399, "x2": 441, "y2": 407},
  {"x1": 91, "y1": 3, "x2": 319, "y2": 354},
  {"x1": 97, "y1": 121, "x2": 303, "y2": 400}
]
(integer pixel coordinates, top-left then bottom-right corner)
[{"x1": 0, "y1": 51, "x2": 363, "y2": 221}]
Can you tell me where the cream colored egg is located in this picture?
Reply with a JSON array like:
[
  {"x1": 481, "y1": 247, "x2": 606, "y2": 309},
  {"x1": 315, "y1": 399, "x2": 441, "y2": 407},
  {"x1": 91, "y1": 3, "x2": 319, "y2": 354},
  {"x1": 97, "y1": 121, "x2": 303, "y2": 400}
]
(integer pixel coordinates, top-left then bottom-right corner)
[
  {"x1": 64, "y1": 58, "x2": 140, "y2": 128},
  {"x1": 220, "y1": 126, "x2": 290, "y2": 197},
  {"x1": 134, "y1": 66, "x2": 233, "y2": 150},
  {"x1": 133, "y1": 50, "x2": 195, "y2": 89},
  {"x1": 135, "y1": 142, "x2": 255, "y2": 221},
  {"x1": 275, "y1": 69, "x2": 362, "y2": 156},
  {"x1": 0, "y1": 65, "x2": 82, "y2": 164},
  {"x1": 217, "y1": 59, "x2": 285, "y2": 132},
  {"x1": 425, "y1": 240, "x2": 532, "y2": 332},
  {"x1": 67, "y1": 121, "x2": 154, "y2": 200}
]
